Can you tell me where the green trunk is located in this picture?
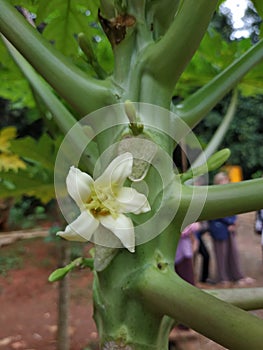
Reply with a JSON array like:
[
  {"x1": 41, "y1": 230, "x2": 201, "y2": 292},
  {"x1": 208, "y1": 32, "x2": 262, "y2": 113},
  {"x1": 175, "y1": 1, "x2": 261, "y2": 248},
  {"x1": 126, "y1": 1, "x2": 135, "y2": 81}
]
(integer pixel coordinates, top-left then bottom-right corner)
[{"x1": 93, "y1": 223, "x2": 180, "y2": 349}]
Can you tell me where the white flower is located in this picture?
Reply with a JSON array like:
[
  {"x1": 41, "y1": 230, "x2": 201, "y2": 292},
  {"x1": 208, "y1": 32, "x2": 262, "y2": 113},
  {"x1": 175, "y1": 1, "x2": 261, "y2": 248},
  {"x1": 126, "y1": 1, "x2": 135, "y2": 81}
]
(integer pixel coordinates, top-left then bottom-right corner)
[{"x1": 57, "y1": 152, "x2": 151, "y2": 252}]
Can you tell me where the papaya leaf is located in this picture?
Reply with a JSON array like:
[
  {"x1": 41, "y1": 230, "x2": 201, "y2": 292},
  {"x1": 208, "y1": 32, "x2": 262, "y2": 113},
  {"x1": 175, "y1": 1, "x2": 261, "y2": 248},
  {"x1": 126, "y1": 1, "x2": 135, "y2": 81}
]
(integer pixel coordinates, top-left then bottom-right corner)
[
  {"x1": 0, "y1": 134, "x2": 61, "y2": 203},
  {"x1": 9, "y1": 0, "x2": 40, "y2": 12},
  {"x1": 0, "y1": 169, "x2": 55, "y2": 203},
  {"x1": 36, "y1": 0, "x2": 104, "y2": 58},
  {"x1": 175, "y1": 29, "x2": 263, "y2": 98},
  {"x1": 0, "y1": 153, "x2": 27, "y2": 172},
  {"x1": 252, "y1": 0, "x2": 263, "y2": 20},
  {"x1": 0, "y1": 126, "x2": 17, "y2": 152},
  {"x1": 0, "y1": 126, "x2": 27, "y2": 172},
  {"x1": 10, "y1": 133, "x2": 61, "y2": 172},
  {"x1": 35, "y1": 0, "x2": 113, "y2": 73},
  {"x1": 0, "y1": 39, "x2": 35, "y2": 107}
]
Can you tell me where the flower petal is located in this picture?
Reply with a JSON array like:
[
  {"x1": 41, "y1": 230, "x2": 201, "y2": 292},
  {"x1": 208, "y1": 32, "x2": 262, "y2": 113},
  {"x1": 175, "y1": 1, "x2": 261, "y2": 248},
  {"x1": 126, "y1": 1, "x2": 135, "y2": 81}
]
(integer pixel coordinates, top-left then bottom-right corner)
[
  {"x1": 95, "y1": 153, "x2": 133, "y2": 188},
  {"x1": 116, "y1": 187, "x2": 151, "y2": 214},
  {"x1": 66, "y1": 166, "x2": 93, "y2": 209},
  {"x1": 57, "y1": 211, "x2": 99, "y2": 242},
  {"x1": 99, "y1": 214, "x2": 135, "y2": 252}
]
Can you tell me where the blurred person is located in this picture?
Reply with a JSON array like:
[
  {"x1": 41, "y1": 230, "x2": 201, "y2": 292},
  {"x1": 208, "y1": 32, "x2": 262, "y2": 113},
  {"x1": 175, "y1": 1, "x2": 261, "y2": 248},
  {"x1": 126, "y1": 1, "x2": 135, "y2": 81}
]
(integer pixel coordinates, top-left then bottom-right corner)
[
  {"x1": 255, "y1": 209, "x2": 263, "y2": 259},
  {"x1": 195, "y1": 221, "x2": 212, "y2": 284},
  {"x1": 173, "y1": 222, "x2": 200, "y2": 334},
  {"x1": 175, "y1": 222, "x2": 200, "y2": 285},
  {"x1": 192, "y1": 177, "x2": 213, "y2": 284},
  {"x1": 209, "y1": 172, "x2": 254, "y2": 286}
]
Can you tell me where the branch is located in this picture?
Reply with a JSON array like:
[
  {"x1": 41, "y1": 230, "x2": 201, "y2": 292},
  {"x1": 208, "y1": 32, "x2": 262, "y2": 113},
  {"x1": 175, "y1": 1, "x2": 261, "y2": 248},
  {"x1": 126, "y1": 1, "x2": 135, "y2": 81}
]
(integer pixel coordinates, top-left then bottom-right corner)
[
  {"x1": 0, "y1": 0, "x2": 117, "y2": 115},
  {"x1": 2, "y1": 37, "x2": 76, "y2": 135},
  {"x1": 145, "y1": 0, "x2": 180, "y2": 39},
  {"x1": 180, "y1": 178, "x2": 263, "y2": 221},
  {"x1": 132, "y1": 266, "x2": 263, "y2": 349},
  {"x1": 191, "y1": 89, "x2": 238, "y2": 169},
  {"x1": 2, "y1": 37, "x2": 98, "y2": 172},
  {"x1": 206, "y1": 288, "x2": 263, "y2": 311},
  {"x1": 143, "y1": 0, "x2": 218, "y2": 90},
  {"x1": 174, "y1": 39, "x2": 263, "y2": 129}
]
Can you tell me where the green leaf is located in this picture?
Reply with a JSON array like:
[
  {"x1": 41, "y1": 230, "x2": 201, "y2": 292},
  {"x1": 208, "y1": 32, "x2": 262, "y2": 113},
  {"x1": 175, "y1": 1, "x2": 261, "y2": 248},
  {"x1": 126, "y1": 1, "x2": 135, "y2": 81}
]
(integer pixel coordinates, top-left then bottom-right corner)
[
  {"x1": 35, "y1": 0, "x2": 113, "y2": 72},
  {"x1": 175, "y1": 29, "x2": 263, "y2": 98},
  {"x1": 0, "y1": 169, "x2": 55, "y2": 203},
  {"x1": 9, "y1": 0, "x2": 40, "y2": 12},
  {"x1": 0, "y1": 39, "x2": 35, "y2": 107},
  {"x1": 10, "y1": 134, "x2": 60, "y2": 171},
  {"x1": 42, "y1": 8, "x2": 81, "y2": 56},
  {"x1": 36, "y1": 0, "x2": 104, "y2": 58},
  {"x1": 0, "y1": 134, "x2": 61, "y2": 203},
  {"x1": 251, "y1": 0, "x2": 263, "y2": 19}
]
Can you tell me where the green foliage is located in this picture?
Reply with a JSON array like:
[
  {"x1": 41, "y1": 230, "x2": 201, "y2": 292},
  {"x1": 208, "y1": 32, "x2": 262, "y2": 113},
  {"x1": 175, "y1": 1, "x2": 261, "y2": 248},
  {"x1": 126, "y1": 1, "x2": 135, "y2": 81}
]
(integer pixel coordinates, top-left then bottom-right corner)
[
  {"x1": 35, "y1": 0, "x2": 113, "y2": 74},
  {"x1": 0, "y1": 133, "x2": 61, "y2": 203},
  {"x1": 225, "y1": 97, "x2": 263, "y2": 178},
  {"x1": 252, "y1": 0, "x2": 263, "y2": 22},
  {"x1": 10, "y1": 133, "x2": 57, "y2": 171},
  {"x1": 36, "y1": 0, "x2": 91, "y2": 56},
  {"x1": 0, "y1": 39, "x2": 35, "y2": 107},
  {"x1": 195, "y1": 95, "x2": 263, "y2": 179},
  {"x1": 8, "y1": 199, "x2": 47, "y2": 229},
  {"x1": 175, "y1": 28, "x2": 263, "y2": 98},
  {"x1": 9, "y1": 0, "x2": 40, "y2": 12},
  {"x1": 0, "y1": 170, "x2": 54, "y2": 203},
  {"x1": 0, "y1": 126, "x2": 27, "y2": 171},
  {"x1": 0, "y1": 0, "x2": 113, "y2": 109}
]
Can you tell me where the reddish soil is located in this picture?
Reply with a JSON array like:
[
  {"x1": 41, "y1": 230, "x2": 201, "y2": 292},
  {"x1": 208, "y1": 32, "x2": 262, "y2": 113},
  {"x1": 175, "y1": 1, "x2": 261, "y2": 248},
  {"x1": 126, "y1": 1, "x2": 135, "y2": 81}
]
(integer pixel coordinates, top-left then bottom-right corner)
[
  {"x1": 0, "y1": 240, "x2": 97, "y2": 350},
  {"x1": 0, "y1": 212, "x2": 262, "y2": 350}
]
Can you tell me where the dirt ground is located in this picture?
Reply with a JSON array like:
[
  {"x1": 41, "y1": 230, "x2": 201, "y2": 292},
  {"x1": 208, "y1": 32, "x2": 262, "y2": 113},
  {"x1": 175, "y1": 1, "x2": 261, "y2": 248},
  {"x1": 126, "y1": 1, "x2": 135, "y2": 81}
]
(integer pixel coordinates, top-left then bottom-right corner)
[{"x1": 0, "y1": 212, "x2": 262, "y2": 350}]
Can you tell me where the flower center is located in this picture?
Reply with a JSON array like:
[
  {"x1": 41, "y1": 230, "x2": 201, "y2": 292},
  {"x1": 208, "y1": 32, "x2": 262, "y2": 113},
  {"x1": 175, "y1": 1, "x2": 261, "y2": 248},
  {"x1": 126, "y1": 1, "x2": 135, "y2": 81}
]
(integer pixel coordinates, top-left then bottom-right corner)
[{"x1": 85, "y1": 184, "x2": 119, "y2": 218}]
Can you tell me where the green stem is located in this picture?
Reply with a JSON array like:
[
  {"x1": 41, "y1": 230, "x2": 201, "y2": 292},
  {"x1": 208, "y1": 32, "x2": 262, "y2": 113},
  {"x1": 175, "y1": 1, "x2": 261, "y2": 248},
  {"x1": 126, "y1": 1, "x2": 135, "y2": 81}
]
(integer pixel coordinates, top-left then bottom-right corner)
[
  {"x1": 201, "y1": 89, "x2": 238, "y2": 159},
  {"x1": 144, "y1": 0, "x2": 218, "y2": 90},
  {"x1": 180, "y1": 178, "x2": 263, "y2": 221},
  {"x1": 127, "y1": 0, "x2": 152, "y2": 50},
  {"x1": 3, "y1": 37, "x2": 76, "y2": 134},
  {"x1": 191, "y1": 89, "x2": 238, "y2": 169},
  {"x1": 206, "y1": 288, "x2": 263, "y2": 311},
  {"x1": 111, "y1": 1, "x2": 159, "y2": 104},
  {"x1": 175, "y1": 39, "x2": 263, "y2": 128},
  {"x1": 112, "y1": 32, "x2": 137, "y2": 98},
  {"x1": 0, "y1": 0, "x2": 117, "y2": 115},
  {"x1": 145, "y1": 0, "x2": 181, "y2": 39},
  {"x1": 132, "y1": 266, "x2": 263, "y2": 349},
  {"x1": 3, "y1": 37, "x2": 98, "y2": 172}
]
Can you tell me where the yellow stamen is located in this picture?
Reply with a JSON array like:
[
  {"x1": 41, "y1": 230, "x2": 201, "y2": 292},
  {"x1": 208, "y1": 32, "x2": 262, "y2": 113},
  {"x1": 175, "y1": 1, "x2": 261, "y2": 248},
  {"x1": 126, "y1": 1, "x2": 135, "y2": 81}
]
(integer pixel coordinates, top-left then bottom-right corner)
[{"x1": 85, "y1": 184, "x2": 120, "y2": 218}]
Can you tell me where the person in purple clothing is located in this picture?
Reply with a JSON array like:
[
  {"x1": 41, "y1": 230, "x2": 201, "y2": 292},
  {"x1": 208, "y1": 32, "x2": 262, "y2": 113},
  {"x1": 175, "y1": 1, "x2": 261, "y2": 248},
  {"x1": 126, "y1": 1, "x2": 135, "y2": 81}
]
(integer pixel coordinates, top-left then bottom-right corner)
[
  {"x1": 173, "y1": 223, "x2": 200, "y2": 333},
  {"x1": 209, "y1": 172, "x2": 254, "y2": 286},
  {"x1": 175, "y1": 222, "x2": 200, "y2": 285}
]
